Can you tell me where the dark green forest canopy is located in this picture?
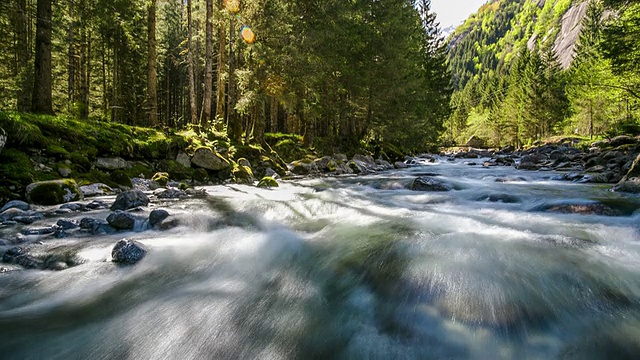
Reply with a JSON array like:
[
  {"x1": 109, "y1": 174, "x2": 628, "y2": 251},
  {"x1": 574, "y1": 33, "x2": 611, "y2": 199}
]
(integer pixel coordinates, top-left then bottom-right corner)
[
  {"x1": 0, "y1": 0, "x2": 451, "y2": 153},
  {"x1": 445, "y1": 0, "x2": 640, "y2": 147}
]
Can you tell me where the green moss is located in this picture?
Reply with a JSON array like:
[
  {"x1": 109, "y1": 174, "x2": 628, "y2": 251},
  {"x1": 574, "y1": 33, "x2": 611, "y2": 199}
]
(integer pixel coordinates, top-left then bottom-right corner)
[
  {"x1": 157, "y1": 159, "x2": 193, "y2": 180},
  {"x1": 152, "y1": 172, "x2": 170, "y2": 187},
  {"x1": 232, "y1": 163, "x2": 254, "y2": 184},
  {"x1": 178, "y1": 182, "x2": 190, "y2": 190},
  {"x1": 257, "y1": 176, "x2": 279, "y2": 188},
  {"x1": 110, "y1": 170, "x2": 133, "y2": 188},
  {"x1": 193, "y1": 168, "x2": 209, "y2": 183},
  {"x1": 45, "y1": 145, "x2": 70, "y2": 159},
  {"x1": 27, "y1": 179, "x2": 82, "y2": 205},
  {"x1": 0, "y1": 149, "x2": 35, "y2": 185},
  {"x1": 70, "y1": 152, "x2": 92, "y2": 172},
  {"x1": 124, "y1": 163, "x2": 154, "y2": 179}
]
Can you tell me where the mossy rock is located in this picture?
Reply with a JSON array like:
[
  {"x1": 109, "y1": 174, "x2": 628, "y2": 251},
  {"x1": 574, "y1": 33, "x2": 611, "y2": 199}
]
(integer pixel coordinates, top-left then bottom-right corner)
[
  {"x1": 193, "y1": 168, "x2": 209, "y2": 183},
  {"x1": 257, "y1": 176, "x2": 279, "y2": 188},
  {"x1": 152, "y1": 172, "x2": 170, "y2": 187},
  {"x1": 45, "y1": 144, "x2": 70, "y2": 160},
  {"x1": 232, "y1": 164, "x2": 254, "y2": 184},
  {"x1": 274, "y1": 138, "x2": 308, "y2": 163},
  {"x1": 157, "y1": 159, "x2": 193, "y2": 180},
  {"x1": 70, "y1": 152, "x2": 92, "y2": 172},
  {"x1": 123, "y1": 163, "x2": 154, "y2": 179},
  {"x1": 26, "y1": 179, "x2": 83, "y2": 205},
  {"x1": 110, "y1": 170, "x2": 133, "y2": 188}
]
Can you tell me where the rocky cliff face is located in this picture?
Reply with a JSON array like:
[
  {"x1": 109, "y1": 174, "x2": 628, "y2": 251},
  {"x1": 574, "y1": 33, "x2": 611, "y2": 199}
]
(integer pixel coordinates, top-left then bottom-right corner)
[{"x1": 552, "y1": 1, "x2": 589, "y2": 69}]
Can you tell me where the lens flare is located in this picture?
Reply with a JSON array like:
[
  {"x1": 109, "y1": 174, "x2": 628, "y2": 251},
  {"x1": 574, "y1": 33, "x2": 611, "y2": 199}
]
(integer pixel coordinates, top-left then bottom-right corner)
[
  {"x1": 224, "y1": 0, "x2": 240, "y2": 14},
  {"x1": 241, "y1": 26, "x2": 255, "y2": 44}
]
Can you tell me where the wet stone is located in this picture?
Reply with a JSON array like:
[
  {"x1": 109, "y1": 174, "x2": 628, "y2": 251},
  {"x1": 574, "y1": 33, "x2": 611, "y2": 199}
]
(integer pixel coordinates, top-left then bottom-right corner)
[{"x1": 112, "y1": 239, "x2": 147, "y2": 265}]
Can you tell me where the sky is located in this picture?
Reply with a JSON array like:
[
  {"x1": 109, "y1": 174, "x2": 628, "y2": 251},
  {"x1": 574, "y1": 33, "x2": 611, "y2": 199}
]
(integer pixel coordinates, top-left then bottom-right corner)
[{"x1": 431, "y1": 0, "x2": 488, "y2": 28}]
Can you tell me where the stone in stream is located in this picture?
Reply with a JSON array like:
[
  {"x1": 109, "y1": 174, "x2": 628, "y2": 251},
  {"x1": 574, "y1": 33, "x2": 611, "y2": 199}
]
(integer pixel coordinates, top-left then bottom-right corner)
[
  {"x1": 110, "y1": 190, "x2": 150, "y2": 211},
  {"x1": 2, "y1": 247, "x2": 42, "y2": 270},
  {"x1": 0, "y1": 200, "x2": 30, "y2": 213},
  {"x1": 410, "y1": 176, "x2": 450, "y2": 192},
  {"x1": 541, "y1": 203, "x2": 618, "y2": 216},
  {"x1": 149, "y1": 209, "x2": 170, "y2": 227},
  {"x1": 112, "y1": 239, "x2": 147, "y2": 264},
  {"x1": 56, "y1": 219, "x2": 80, "y2": 230},
  {"x1": 106, "y1": 211, "x2": 137, "y2": 230},
  {"x1": 21, "y1": 226, "x2": 58, "y2": 236}
]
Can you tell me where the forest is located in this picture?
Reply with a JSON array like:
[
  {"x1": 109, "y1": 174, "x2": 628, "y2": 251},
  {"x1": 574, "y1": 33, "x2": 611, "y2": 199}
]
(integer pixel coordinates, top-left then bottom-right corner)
[
  {"x1": 446, "y1": 0, "x2": 640, "y2": 148},
  {"x1": 0, "y1": 0, "x2": 451, "y2": 154}
]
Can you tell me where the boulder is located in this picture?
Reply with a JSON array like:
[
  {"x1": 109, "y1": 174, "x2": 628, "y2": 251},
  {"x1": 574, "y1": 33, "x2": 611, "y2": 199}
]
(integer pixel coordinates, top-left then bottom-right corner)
[
  {"x1": 613, "y1": 178, "x2": 640, "y2": 194},
  {"x1": 56, "y1": 219, "x2": 80, "y2": 230},
  {"x1": 395, "y1": 161, "x2": 408, "y2": 169},
  {"x1": 107, "y1": 211, "x2": 137, "y2": 230},
  {"x1": 191, "y1": 147, "x2": 231, "y2": 171},
  {"x1": 314, "y1": 156, "x2": 338, "y2": 172},
  {"x1": 290, "y1": 160, "x2": 317, "y2": 175},
  {"x1": 155, "y1": 188, "x2": 187, "y2": 199},
  {"x1": 411, "y1": 176, "x2": 451, "y2": 192},
  {"x1": 110, "y1": 190, "x2": 150, "y2": 211},
  {"x1": 95, "y1": 157, "x2": 128, "y2": 171},
  {"x1": 149, "y1": 209, "x2": 170, "y2": 227},
  {"x1": 57, "y1": 166, "x2": 72, "y2": 178},
  {"x1": 112, "y1": 239, "x2": 147, "y2": 265},
  {"x1": 542, "y1": 203, "x2": 618, "y2": 216},
  {"x1": 151, "y1": 172, "x2": 170, "y2": 187},
  {"x1": 79, "y1": 183, "x2": 114, "y2": 197},
  {"x1": 465, "y1": 135, "x2": 486, "y2": 148},
  {"x1": 26, "y1": 179, "x2": 83, "y2": 205},
  {"x1": 176, "y1": 152, "x2": 191, "y2": 168},
  {"x1": 609, "y1": 135, "x2": 636, "y2": 148},
  {"x1": 1, "y1": 200, "x2": 30, "y2": 213}
]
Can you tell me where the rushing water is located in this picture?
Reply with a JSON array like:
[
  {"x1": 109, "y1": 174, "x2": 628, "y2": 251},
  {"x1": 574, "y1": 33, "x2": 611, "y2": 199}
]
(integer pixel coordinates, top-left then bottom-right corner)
[{"x1": 2, "y1": 158, "x2": 640, "y2": 359}]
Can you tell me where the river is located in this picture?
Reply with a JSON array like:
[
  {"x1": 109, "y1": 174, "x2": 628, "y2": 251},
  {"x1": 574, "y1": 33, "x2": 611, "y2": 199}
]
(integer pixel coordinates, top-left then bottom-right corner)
[{"x1": 1, "y1": 157, "x2": 640, "y2": 359}]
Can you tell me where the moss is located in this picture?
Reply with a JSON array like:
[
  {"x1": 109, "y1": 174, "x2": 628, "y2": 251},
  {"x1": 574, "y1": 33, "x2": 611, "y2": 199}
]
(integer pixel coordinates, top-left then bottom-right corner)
[
  {"x1": 45, "y1": 144, "x2": 70, "y2": 159},
  {"x1": 178, "y1": 182, "x2": 190, "y2": 190},
  {"x1": 0, "y1": 149, "x2": 35, "y2": 185},
  {"x1": 193, "y1": 168, "x2": 209, "y2": 183},
  {"x1": 110, "y1": 170, "x2": 133, "y2": 188},
  {"x1": 75, "y1": 169, "x2": 114, "y2": 187},
  {"x1": 70, "y1": 152, "x2": 92, "y2": 172},
  {"x1": 27, "y1": 179, "x2": 82, "y2": 205},
  {"x1": 157, "y1": 159, "x2": 193, "y2": 180},
  {"x1": 257, "y1": 176, "x2": 279, "y2": 188},
  {"x1": 232, "y1": 163, "x2": 254, "y2": 184},
  {"x1": 274, "y1": 138, "x2": 308, "y2": 162},
  {"x1": 152, "y1": 172, "x2": 170, "y2": 187},
  {"x1": 124, "y1": 163, "x2": 154, "y2": 179}
]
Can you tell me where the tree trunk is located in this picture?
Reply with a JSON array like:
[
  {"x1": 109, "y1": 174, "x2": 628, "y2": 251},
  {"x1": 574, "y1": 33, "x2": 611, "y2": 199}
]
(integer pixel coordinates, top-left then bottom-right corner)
[
  {"x1": 68, "y1": 0, "x2": 75, "y2": 112},
  {"x1": 32, "y1": 0, "x2": 54, "y2": 114},
  {"x1": 147, "y1": 0, "x2": 158, "y2": 127},
  {"x1": 228, "y1": 17, "x2": 241, "y2": 142},
  {"x1": 215, "y1": 0, "x2": 226, "y2": 129},
  {"x1": 186, "y1": 0, "x2": 197, "y2": 125},
  {"x1": 16, "y1": 0, "x2": 31, "y2": 111},
  {"x1": 201, "y1": 0, "x2": 214, "y2": 129}
]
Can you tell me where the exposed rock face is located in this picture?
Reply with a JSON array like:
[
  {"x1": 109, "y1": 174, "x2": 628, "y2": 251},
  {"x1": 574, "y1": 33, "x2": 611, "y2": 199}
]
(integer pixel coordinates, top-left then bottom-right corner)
[
  {"x1": 95, "y1": 157, "x2": 129, "y2": 171},
  {"x1": 552, "y1": 1, "x2": 589, "y2": 69},
  {"x1": 110, "y1": 190, "x2": 150, "y2": 211},
  {"x1": 111, "y1": 239, "x2": 147, "y2": 265},
  {"x1": 191, "y1": 147, "x2": 230, "y2": 171},
  {"x1": 411, "y1": 176, "x2": 451, "y2": 192},
  {"x1": 25, "y1": 180, "x2": 83, "y2": 205}
]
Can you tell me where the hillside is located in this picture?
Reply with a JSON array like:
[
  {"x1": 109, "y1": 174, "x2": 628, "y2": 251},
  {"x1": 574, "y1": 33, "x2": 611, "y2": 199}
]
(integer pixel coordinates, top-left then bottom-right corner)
[{"x1": 445, "y1": 0, "x2": 640, "y2": 148}]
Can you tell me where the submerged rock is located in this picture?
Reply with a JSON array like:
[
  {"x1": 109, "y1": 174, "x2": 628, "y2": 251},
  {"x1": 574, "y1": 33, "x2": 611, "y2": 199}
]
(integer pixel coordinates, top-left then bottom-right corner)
[
  {"x1": 411, "y1": 176, "x2": 450, "y2": 192},
  {"x1": 112, "y1": 239, "x2": 147, "y2": 264},
  {"x1": 541, "y1": 203, "x2": 618, "y2": 216},
  {"x1": 111, "y1": 190, "x2": 150, "y2": 211}
]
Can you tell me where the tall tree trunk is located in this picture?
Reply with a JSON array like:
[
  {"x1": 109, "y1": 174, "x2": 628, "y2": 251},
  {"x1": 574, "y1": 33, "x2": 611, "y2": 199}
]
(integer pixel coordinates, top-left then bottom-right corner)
[
  {"x1": 200, "y1": 0, "x2": 214, "y2": 129},
  {"x1": 80, "y1": 28, "x2": 91, "y2": 119},
  {"x1": 16, "y1": 0, "x2": 31, "y2": 111},
  {"x1": 147, "y1": 0, "x2": 158, "y2": 126},
  {"x1": 101, "y1": 34, "x2": 107, "y2": 116},
  {"x1": 68, "y1": 0, "x2": 75, "y2": 112},
  {"x1": 186, "y1": 0, "x2": 197, "y2": 125},
  {"x1": 228, "y1": 17, "x2": 241, "y2": 142},
  {"x1": 32, "y1": 0, "x2": 54, "y2": 114},
  {"x1": 215, "y1": 0, "x2": 226, "y2": 129},
  {"x1": 254, "y1": 100, "x2": 265, "y2": 144}
]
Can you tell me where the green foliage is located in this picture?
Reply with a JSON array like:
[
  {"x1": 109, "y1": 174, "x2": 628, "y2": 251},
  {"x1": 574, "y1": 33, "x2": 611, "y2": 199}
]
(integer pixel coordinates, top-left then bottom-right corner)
[
  {"x1": 152, "y1": 172, "x2": 170, "y2": 187},
  {"x1": 257, "y1": 176, "x2": 278, "y2": 188}
]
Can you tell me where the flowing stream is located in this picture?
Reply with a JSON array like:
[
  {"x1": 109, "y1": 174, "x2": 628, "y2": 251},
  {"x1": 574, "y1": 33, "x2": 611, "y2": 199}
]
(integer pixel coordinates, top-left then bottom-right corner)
[{"x1": 2, "y1": 158, "x2": 640, "y2": 359}]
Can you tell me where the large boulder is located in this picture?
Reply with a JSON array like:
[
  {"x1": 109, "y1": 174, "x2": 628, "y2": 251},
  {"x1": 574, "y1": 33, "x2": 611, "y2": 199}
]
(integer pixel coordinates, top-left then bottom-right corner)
[
  {"x1": 191, "y1": 147, "x2": 231, "y2": 171},
  {"x1": 465, "y1": 135, "x2": 486, "y2": 148},
  {"x1": 411, "y1": 176, "x2": 451, "y2": 192},
  {"x1": 26, "y1": 179, "x2": 83, "y2": 205},
  {"x1": 111, "y1": 239, "x2": 147, "y2": 265},
  {"x1": 79, "y1": 183, "x2": 114, "y2": 197},
  {"x1": 95, "y1": 157, "x2": 128, "y2": 171},
  {"x1": 0, "y1": 200, "x2": 30, "y2": 213},
  {"x1": 110, "y1": 190, "x2": 150, "y2": 211},
  {"x1": 106, "y1": 211, "x2": 137, "y2": 230},
  {"x1": 149, "y1": 209, "x2": 170, "y2": 227}
]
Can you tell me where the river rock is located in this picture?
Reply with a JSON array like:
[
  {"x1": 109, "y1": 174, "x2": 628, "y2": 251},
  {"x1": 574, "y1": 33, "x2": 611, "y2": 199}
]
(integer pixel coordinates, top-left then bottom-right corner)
[
  {"x1": 60, "y1": 203, "x2": 85, "y2": 212},
  {"x1": 290, "y1": 160, "x2": 317, "y2": 175},
  {"x1": 149, "y1": 209, "x2": 170, "y2": 227},
  {"x1": 0, "y1": 200, "x2": 30, "y2": 213},
  {"x1": 395, "y1": 161, "x2": 408, "y2": 169},
  {"x1": 111, "y1": 190, "x2": 150, "y2": 211},
  {"x1": 541, "y1": 203, "x2": 618, "y2": 216},
  {"x1": 57, "y1": 219, "x2": 80, "y2": 230},
  {"x1": 2, "y1": 247, "x2": 42, "y2": 269},
  {"x1": 411, "y1": 176, "x2": 450, "y2": 192},
  {"x1": 613, "y1": 178, "x2": 640, "y2": 194},
  {"x1": 191, "y1": 147, "x2": 231, "y2": 171},
  {"x1": 107, "y1": 211, "x2": 137, "y2": 230},
  {"x1": 80, "y1": 183, "x2": 114, "y2": 197},
  {"x1": 26, "y1": 179, "x2": 83, "y2": 205},
  {"x1": 57, "y1": 166, "x2": 72, "y2": 178},
  {"x1": 21, "y1": 226, "x2": 57, "y2": 236},
  {"x1": 155, "y1": 188, "x2": 187, "y2": 199},
  {"x1": 95, "y1": 157, "x2": 128, "y2": 171},
  {"x1": 112, "y1": 239, "x2": 147, "y2": 264}
]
